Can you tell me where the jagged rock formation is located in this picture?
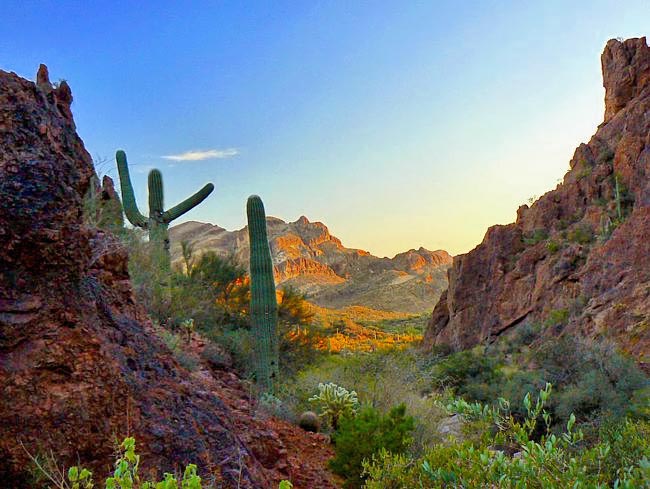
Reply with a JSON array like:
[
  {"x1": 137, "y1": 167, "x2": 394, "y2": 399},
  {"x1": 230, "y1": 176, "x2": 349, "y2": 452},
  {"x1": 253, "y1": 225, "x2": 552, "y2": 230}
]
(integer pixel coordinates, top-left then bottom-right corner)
[
  {"x1": 170, "y1": 218, "x2": 452, "y2": 314},
  {"x1": 0, "y1": 67, "x2": 336, "y2": 488},
  {"x1": 424, "y1": 38, "x2": 650, "y2": 366}
]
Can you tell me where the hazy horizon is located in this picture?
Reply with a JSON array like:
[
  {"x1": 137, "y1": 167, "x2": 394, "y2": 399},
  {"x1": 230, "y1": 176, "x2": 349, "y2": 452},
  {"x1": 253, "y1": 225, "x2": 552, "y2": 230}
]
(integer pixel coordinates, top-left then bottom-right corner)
[{"x1": 2, "y1": 1, "x2": 649, "y2": 256}]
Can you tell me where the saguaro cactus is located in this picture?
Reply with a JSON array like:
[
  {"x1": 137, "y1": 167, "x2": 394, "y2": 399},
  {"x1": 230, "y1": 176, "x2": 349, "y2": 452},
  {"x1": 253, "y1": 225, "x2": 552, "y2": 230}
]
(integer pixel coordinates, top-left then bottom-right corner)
[
  {"x1": 247, "y1": 195, "x2": 279, "y2": 394},
  {"x1": 115, "y1": 149, "x2": 214, "y2": 269}
]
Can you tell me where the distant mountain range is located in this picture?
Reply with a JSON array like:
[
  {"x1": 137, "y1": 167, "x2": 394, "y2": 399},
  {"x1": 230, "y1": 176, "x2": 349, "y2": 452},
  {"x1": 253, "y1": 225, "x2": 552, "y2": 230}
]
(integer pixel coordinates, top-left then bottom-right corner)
[{"x1": 170, "y1": 216, "x2": 452, "y2": 314}]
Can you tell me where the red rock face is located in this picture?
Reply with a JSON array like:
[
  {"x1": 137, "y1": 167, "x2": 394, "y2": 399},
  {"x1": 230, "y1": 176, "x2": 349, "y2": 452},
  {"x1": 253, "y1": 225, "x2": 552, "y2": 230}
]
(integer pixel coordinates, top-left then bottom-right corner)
[
  {"x1": 424, "y1": 38, "x2": 650, "y2": 366},
  {"x1": 0, "y1": 68, "x2": 324, "y2": 488}
]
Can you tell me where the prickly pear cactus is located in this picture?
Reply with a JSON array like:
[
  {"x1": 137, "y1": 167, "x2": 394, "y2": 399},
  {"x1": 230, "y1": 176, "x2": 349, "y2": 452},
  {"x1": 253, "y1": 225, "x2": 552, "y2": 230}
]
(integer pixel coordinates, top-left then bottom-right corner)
[{"x1": 247, "y1": 195, "x2": 279, "y2": 394}]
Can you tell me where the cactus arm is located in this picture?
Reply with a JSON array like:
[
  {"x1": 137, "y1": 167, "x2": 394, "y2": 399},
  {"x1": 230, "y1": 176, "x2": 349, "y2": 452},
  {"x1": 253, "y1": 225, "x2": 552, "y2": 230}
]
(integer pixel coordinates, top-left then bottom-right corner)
[
  {"x1": 148, "y1": 169, "x2": 164, "y2": 217},
  {"x1": 247, "y1": 195, "x2": 279, "y2": 394},
  {"x1": 115, "y1": 150, "x2": 148, "y2": 228},
  {"x1": 161, "y1": 183, "x2": 215, "y2": 224}
]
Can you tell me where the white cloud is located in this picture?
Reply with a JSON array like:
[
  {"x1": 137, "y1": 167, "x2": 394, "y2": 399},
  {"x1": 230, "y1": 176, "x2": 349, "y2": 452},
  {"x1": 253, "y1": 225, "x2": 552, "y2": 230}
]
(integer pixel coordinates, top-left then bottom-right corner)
[{"x1": 162, "y1": 148, "x2": 239, "y2": 162}]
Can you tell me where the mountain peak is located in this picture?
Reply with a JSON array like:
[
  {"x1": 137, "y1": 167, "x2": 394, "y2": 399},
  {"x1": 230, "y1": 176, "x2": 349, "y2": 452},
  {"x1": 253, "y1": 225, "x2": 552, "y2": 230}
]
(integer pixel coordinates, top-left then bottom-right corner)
[{"x1": 602, "y1": 37, "x2": 650, "y2": 123}]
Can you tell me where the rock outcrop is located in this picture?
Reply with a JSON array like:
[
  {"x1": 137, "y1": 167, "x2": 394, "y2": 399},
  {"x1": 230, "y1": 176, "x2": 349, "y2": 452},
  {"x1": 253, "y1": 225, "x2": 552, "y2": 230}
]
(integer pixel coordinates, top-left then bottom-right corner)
[
  {"x1": 424, "y1": 38, "x2": 650, "y2": 366},
  {"x1": 0, "y1": 67, "x2": 335, "y2": 488},
  {"x1": 170, "y1": 218, "x2": 452, "y2": 314}
]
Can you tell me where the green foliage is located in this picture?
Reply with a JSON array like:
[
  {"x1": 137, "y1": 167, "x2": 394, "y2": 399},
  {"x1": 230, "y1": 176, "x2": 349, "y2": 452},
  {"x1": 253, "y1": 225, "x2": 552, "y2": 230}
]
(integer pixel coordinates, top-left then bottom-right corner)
[
  {"x1": 543, "y1": 307, "x2": 569, "y2": 328},
  {"x1": 256, "y1": 392, "x2": 292, "y2": 421},
  {"x1": 115, "y1": 150, "x2": 214, "y2": 287},
  {"x1": 82, "y1": 175, "x2": 125, "y2": 232},
  {"x1": 175, "y1": 251, "x2": 250, "y2": 329},
  {"x1": 208, "y1": 328, "x2": 255, "y2": 375},
  {"x1": 363, "y1": 386, "x2": 650, "y2": 488},
  {"x1": 279, "y1": 348, "x2": 449, "y2": 453},
  {"x1": 522, "y1": 228, "x2": 548, "y2": 246},
  {"x1": 309, "y1": 382, "x2": 359, "y2": 430},
  {"x1": 597, "y1": 146, "x2": 615, "y2": 165},
  {"x1": 159, "y1": 329, "x2": 199, "y2": 371},
  {"x1": 567, "y1": 223, "x2": 594, "y2": 244},
  {"x1": 533, "y1": 337, "x2": 649, "y2": 424},
  {"x1": 34, "y1": 437, "x2": 202, "y2": 489},
  {"x1": 545, "y1": 239, "x2": 560, "y2": 254},
  {"x1": 430, "y1": 348, "x2": 503, "y2": 403},
  {"x1": 427, "y1": 335, "x2": 648, "y2": 428},
  {"x1": 277, "y1": 286, "x2": 322, "y2": 374},
  {"x1": 247, "y1": 195, "x2": 279, "y2": 394},
  {"x1": 330, "y1": 404, "x2": 415, "y2": 488}
]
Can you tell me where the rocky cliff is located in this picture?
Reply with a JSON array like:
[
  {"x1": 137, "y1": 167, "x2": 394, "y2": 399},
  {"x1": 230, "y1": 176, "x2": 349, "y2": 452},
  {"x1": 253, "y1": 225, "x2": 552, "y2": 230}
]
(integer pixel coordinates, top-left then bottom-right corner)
[
  {"x1": 0, "y1": 66, "x2": 336, "y2": 488},
  {"x1": 170, "y1": 219, "x2": 452, "y2": 314},
  {"x1": 424, "y1": 38, "x2": 650, "y2": 366}
]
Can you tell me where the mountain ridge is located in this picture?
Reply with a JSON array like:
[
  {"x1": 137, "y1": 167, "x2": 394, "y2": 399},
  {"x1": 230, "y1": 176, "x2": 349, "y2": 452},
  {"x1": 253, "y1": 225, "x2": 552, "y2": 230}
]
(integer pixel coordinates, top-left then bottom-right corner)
[{"x1": 170, "y1": 217, "x2": 452, "y2": 314}]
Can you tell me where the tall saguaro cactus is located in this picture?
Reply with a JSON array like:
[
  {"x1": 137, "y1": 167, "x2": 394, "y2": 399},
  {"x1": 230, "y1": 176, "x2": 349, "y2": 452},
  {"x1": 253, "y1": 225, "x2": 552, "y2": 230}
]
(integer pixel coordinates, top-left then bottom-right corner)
[
  {"x1": 115, "y1": 149, "x2": 214, "y2": 270},
  {"x1": 247, "y1": 195, "x2": 279, "y2": 394}
]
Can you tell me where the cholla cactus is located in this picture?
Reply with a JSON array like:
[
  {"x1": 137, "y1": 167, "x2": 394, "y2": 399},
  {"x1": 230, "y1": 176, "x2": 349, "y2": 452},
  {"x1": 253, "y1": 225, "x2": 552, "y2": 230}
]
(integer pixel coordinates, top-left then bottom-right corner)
[
  {"x1": 309, "y1": 382, "x2": 359, "y2": 430},
  {"x1": 180, "y1": 318, "x2": 194, "y2": 344}
]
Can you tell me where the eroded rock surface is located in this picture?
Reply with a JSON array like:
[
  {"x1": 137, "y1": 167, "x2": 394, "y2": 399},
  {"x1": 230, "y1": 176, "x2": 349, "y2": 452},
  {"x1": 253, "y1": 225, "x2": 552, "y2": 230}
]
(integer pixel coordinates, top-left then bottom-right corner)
[
  {"x1": 424, "y1": 38, "x2": 650, "y2": 367},
  {"x1": 0, "y1": 67, "x2": 332, "y2": 488}
]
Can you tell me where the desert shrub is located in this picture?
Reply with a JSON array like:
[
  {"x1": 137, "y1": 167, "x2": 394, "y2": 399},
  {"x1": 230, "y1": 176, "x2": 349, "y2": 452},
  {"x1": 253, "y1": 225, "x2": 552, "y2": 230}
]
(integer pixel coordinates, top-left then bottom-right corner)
[
  {"x1": 568, "y1": 223, "x2": 594, "y2": 244},
  {"x1": 522, "y1": 228, "x2": 548, "y2": 245},
  {"x1": 277, "y1": 286, "x2": 325, "y2": 374},
  {"x1": 29, "y1": 437, "x2": 203, "y2": 489},
  {"x1": 330, "y1": 404, "x2": 415, "y2": 489},
  {"x1": 278, "y1": 348, "x2": 449, "y2": 452},
  {"x1": 256, "y1": 392, "x2": 293, "y2": 421},
  {"x1": 205, "y1": 328, "x2": 255, "y2": 377},
  {"x1": 171, "y1": 251, "x2": 250, "y2": 330},
  {"x1": 430, "y1": 348, "x2": 503, "y2": 403},
  {"x1": 543, "y1": 307, "x2": 569, "y2": 329},
  {"x1": 425, "y1": 335, "x2": 648, "y2": 429},
  {"x1": 534, "y1": 337, "x2": 649, "y2": 424},
  {"x1": 200, "y1": 342, "x2": 231, "y2": 370},
  {"x1": 363, "y1": 386, "x2": 650, "y2": 488},
  {"x1": 546, "y1": 239, "x2": 560, "y2": 254},
  {"x1": 512, "y1": 322, "x2": 541, "y2": 347},
  {"x1": 159, "y1": 328, "x2": 199, "y2": 371},
  {"x1": 598, "y1": 418, "x2": 650, "y2": 480},
  {"x1": 122, "y1": 228, "x2": 170, "y2": 321}
]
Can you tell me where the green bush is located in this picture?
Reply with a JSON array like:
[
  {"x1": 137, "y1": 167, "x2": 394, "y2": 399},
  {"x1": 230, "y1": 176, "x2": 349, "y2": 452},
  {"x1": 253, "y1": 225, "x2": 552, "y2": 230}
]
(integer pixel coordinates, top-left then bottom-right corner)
[
  {"x1": 546, "y1": 239, "x2": 560, "y2": 254},
  {"x1": 278, "y1": 348, "x2": 448, "y2": 453},
  {"x1": 522, "y1": 228, "x2": 549, "y2": 245},
  {"x1": 430, "y1": 348, "x2": 503, "y2": 403},
  {"x1": 543, "y1": 308, "x2": 569, "y2": 329},
  {"x1": 364, "y1": 386, "x2": 650, "y2": 488},
  {"x1": 30, "y1": 437, "x2": 202, "y2": 489},
  {"x1": 534, "y1": 337, "x2": 649, "y2": 424},
  {"x1": 330, "y1": 404, "x2": 415, "y2": 488},
  {"x1": 568, "y1": 224, "x2": 594, "y2": 244}
]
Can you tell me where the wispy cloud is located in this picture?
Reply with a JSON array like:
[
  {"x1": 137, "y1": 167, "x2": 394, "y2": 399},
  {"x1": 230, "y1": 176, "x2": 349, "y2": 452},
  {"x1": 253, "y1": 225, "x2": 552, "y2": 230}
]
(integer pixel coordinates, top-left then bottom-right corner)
[{"x1": 162, "y1": 148, "x2": 239, "y2": 162}]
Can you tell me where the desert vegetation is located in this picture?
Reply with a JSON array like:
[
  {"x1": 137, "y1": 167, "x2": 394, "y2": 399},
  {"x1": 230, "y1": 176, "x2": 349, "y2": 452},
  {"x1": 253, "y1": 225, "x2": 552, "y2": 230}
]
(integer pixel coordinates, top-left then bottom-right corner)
[
  {"x1": 74, "y1": 187, "x2": 650, "y2": 488},
  {"x1": 4, "y1": 28, "x2": 650, "y2": 489}
]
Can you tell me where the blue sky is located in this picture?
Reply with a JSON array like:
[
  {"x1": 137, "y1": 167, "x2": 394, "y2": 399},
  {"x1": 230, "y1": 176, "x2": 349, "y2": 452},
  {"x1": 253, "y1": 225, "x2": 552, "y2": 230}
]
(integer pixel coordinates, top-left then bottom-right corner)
[{"x1": 1, "y1": 1, "x2": 649, "y2": 256}]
